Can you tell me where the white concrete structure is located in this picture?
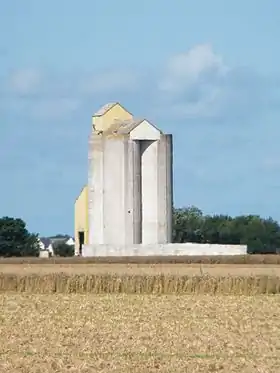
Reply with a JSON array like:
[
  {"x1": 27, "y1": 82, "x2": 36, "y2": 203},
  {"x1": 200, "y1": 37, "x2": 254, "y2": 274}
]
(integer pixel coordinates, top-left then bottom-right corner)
[
  {"x1": 84, "y1": 102, "x2": 247, "y2": 257},
  {"x1": 39, "y1": 250, "x2": 51, "y2": 258},
  {"x1": 83, "y1": 243, "x2": 247, "y2": 257},
  {"x1": 88, "y1": 116, "x2": 173, "y2": 246}
]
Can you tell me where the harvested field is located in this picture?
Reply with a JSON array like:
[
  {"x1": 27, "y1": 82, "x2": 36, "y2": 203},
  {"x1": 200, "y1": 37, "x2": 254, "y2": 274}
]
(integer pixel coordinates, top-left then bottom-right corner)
[
  {"x1": 1, "y1": 254, "x2": 280, "y2": 264},
  {"x1": 1, "y1": 262, "x2": 280, "y2": 294},
  {"x1": 1, "y1": 294, "x2": 280, "y2": 372},
  {"x1": 1, "y1": 272, "x2": 280, "y2": 294},
  {"x1": 1, "y1": 263, "x2": 280, "y2": 276}
]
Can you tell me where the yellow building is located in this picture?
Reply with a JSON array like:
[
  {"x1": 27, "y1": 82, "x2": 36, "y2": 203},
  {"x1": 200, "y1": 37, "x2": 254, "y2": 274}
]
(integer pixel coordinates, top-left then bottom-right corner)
[
  {"x1": 74, "y1": 102, "x2": 133, "y2": 254},
  {"x1": 74, "y1": 185, "x2": 88, "y2": 254}
]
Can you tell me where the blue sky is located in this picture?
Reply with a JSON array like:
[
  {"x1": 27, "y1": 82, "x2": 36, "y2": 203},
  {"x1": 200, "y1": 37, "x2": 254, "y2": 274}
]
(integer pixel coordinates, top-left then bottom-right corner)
[{"x1": 1, "y1": 0, "x2": 280, "y2": 236}]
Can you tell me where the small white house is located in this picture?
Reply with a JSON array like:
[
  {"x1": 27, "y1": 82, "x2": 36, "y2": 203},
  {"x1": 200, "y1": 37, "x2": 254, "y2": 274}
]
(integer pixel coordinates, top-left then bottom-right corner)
[
  {"x1": 39, "y1": 236, "x2": 75, "y2": 256},
  {"x1": 38, "y1": 239, "x2": 45, "y2": 251},
  {"x1": 65, "y1": 237, "x2": 75, "y2": 246}
]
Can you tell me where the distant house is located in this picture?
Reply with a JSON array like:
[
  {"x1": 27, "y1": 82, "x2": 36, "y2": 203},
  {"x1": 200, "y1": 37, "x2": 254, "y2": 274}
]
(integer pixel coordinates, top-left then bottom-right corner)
[
  {"x1": 39, "y1": 236, "x2": 75, "y2": 256},
  {"x1": 38, "y1": 239, "x2": 46, "y2": 251},
  {"x1": 39, "y1": 237, "x2": 54, "y2": 256},
  {"x1": 39, "y1": 237, "x2": 51, "y2": 249},
  {"x1": 65, "y1": 237, "x2": 75, "y2": 246}
]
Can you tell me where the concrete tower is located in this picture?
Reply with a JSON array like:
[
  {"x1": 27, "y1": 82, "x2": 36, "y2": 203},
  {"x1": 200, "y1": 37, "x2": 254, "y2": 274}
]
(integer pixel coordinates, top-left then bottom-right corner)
[{"x1": 88, "y1": 102, "x2": 173, "y2": 246}]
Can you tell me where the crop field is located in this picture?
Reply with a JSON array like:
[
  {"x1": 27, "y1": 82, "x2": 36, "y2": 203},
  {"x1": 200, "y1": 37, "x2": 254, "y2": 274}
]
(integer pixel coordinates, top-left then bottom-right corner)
[
  {"x1": 1, "y1": 293, "x2": 280, "y2": 372},
  {"x1": 1, "y1": 254, "x2": 280, "y2": 264},
  {"x1": 1, "y1": 262, "x2": 280, "y2": 276},
  {"x1": 1, "y1": 261, "x2": 280, "y2": 372},
  {"x1": 1, "y1": 263, "x2": 280, "y2": 295}
]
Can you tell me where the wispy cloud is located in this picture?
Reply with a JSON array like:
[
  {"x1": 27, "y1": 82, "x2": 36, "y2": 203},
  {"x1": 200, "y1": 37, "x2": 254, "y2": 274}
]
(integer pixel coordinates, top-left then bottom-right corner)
[
  {"x1": 2, "y1": 43, "x2": 279, "y2": 124},
  {"x1": 8, "y1": 68, "x2": 42, "y2": 95},
  {"x1": 158, "y1": 43, "x2": 228, "y2": 95},
  {"x1": 154, "y1": 44, "x2": 279, "y2": 121}
]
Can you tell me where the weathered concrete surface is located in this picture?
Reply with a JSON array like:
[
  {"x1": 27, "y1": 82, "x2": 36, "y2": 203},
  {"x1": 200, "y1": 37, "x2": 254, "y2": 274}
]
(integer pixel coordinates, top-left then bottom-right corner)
[
  {"x1": 82, "y1": 243, "x2": 247, "y2": 257},
  {"x1": 140, "y1": 139, "x2": 158, "y2": 244},
  {"x1": 88, "y1": 108, "x2": 174, "y2": 246},
  {"x1": 157, "y1": 134, "x2": 173, "y2": 243}
]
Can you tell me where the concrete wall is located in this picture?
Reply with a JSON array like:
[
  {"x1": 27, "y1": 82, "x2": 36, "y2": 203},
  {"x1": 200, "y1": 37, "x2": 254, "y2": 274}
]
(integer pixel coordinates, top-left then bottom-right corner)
[
  {"x1": 74, "y1": 185, "x2": 89, "y2": 253},
  {"x1": 88, "y1": 104, "x2": 173, "y2": 247},
  {"x1": 82, "y1": 243, "x2": 247, "y2": 257},
  {"x1": 88, "y1": 133, "x2": 103, "y2": 244},
  {"x1": 140, "y1": 140, "x2": 158, "y2": 244},
  {"x1": 127, "y1": 139, "x2": 142, "y2": 244},
  {"x1": 157, "y1": 134, "x2": 173, "y2": 243},
  {"x1": 88, "y1": 134, "x2": 142, "y2": 245},
  {"x1": 137, "y1": 134, "x2": 173, "y2": 245},
  {"x1": 88, "y1": 132, "x2": 173, "y2": 246},
  {"x1": 103, "y1": 137, "x2": 126, "y2": 244},
  {"x1": 89, "y1": 103, "x2": 136, "y2": 245}
]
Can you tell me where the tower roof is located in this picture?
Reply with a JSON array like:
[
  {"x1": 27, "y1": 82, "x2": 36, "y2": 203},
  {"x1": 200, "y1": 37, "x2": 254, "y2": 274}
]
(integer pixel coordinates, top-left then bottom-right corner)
[
  {"x1": 102, "y1": 118, "x2": 162, "y2": 136},
  {"x1": 93, "y1": 102, "x2": 133, "y2": 117},
  {"x1": 93, "y1": 103, "x2": 117, "y2": 116}
]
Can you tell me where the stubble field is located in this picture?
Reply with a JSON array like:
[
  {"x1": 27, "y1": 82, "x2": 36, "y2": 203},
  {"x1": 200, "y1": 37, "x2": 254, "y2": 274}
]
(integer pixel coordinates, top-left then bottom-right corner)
[
  {"x1": 1, "y1": 260, "x2": 280, "y2": 372},
  {"x1": 1, "y1": 293, "x2": 280, "y2": 372},
  {"x1": 1, "y1": 262, "x2": 280, "y2": 276}
]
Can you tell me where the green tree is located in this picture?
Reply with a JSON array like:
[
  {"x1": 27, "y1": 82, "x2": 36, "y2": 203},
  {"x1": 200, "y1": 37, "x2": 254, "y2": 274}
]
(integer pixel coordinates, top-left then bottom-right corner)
[
  {"x1": 172, "y1": 206, "x2": 280, "y2": 253},
  {"x1": 0, "y1": 217, "x2": 39, "y2": 257},
  {"x1": 201, "y1": 214, "x2": 233, "y2": 244},
  {"x1": 53, "y1": 242, "x2": 74, "y2": 257},
  {"x1": 173, "y1": 206, "x2": 204, "y2": 243}
]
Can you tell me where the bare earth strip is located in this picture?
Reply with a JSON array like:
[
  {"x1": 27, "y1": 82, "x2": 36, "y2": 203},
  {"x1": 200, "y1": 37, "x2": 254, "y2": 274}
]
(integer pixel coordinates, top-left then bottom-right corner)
[
  {"x1": 0, "y1": 294, "x2": 279, "y2": 372},
  {"x1": 1, "y1": 263, "x2": 280, "y2": 276}
]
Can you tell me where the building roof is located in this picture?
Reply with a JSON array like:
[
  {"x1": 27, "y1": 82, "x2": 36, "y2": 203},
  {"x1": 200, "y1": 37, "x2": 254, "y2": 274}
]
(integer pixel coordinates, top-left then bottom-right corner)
[
  {"x1": 40, "y1": 236, "x2": 74, "y2": 247},
  {"x1": 40, "y1": 237, "x2": 51, "y2": 247},
  {"x1": 93, "y1": 103, "x2": 117, "y2": 116},
  {"x1": 93, "y1": 102, "x2": 134, "y2": 118},
  {"x1": 102, "y1": 118, "x2": 162, "y2": 136},
  {"x1": 107, "y1": 118, "x2": 143, "y2": 134}
]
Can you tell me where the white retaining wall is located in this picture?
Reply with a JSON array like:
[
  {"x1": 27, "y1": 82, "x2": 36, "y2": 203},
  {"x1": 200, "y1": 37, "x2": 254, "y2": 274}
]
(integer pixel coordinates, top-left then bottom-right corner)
[
  {"x1": 39, "y1": 250, "x2": 50, "y2": 258},
  {"x1": 82, "y1": 243, "x2": 247, "y2": 257}
]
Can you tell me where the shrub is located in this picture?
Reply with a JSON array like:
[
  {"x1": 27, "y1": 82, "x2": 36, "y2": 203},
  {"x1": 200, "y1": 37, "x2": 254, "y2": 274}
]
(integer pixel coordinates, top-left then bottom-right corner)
[{"x1": 53, "y1": 243, "x2": 74, "y2": 257}]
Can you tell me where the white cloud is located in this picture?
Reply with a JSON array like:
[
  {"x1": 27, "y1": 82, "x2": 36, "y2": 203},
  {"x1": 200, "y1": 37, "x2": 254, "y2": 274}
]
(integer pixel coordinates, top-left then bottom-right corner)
[
  {"x1": 154, "y1": 43, "x2": 277, "y2": 120},
  {"x1": 4, "y1": 69, "x2": 80, "y2": 120},
  {"x1": 8, "y1": 68, "x2": 42, "y2": 95},
  {"x1": 4, "y1": 45, "x2": 276, "y2": 123},
  {"x1": 159, "y1": 44, "x2": 229, "y2": 95},
  {"x1": 154, "y1": 44, "x2": 235, "y2": 119}
]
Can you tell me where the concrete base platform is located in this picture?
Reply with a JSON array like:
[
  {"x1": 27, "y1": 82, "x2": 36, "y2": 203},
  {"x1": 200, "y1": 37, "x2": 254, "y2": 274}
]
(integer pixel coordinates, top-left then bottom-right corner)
[{"x1": 82, "y1": 243, "x2": 247, "y2": 257}]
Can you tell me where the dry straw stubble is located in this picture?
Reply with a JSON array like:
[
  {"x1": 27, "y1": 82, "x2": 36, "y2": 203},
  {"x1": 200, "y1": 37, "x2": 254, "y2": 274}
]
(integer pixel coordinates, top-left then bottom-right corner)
[
  {"x1": 1, "y1": 254, "x2": 280, "y2": 264},
  {"x1": 1, "y1": 294, "x2": 280, "y2": 372},
  {"x1": 1, "y1": 273, "x2": 280, "y2": 295}
]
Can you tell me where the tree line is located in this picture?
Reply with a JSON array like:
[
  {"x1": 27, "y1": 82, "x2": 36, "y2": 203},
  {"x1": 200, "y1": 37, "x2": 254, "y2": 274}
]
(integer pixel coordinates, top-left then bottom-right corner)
[
  {"x1": 173, "y1": 206, "x2": 280, "y2": 254},
  {"x1": 1, "y1": 206, "x2": 280, "y2": 256},
  {"x1": 0, "y1": 217, "x2": 73, "y2": 257}
]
